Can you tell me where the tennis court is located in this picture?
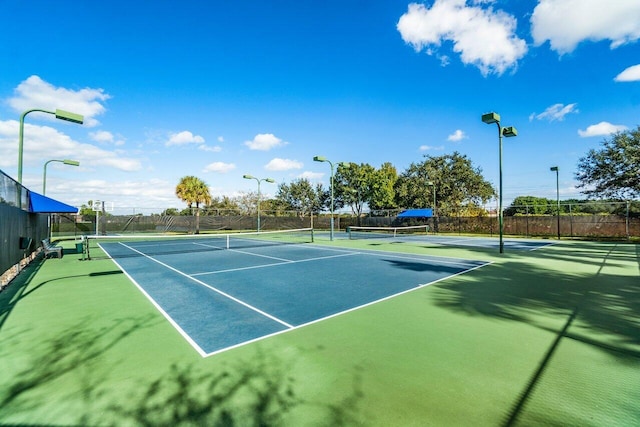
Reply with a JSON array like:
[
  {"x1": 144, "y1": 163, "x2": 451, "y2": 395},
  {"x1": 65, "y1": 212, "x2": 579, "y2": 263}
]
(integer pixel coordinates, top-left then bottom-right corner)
[
  {"x1": 1, "y1": 232, "x2": 638, "y2": 426},
  {"x1": 94, "y1": 229, "x2": 489, "y2": 355}
]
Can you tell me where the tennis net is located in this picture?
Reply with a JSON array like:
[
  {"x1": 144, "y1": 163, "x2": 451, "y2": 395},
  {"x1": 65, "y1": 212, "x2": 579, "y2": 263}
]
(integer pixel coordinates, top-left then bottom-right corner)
[
  {"x1": 81, "y1": 228, "x2": 314, "y2": 260},
  {"x1": 347, "y1": 225, "x2": 429, "y2": 240}
]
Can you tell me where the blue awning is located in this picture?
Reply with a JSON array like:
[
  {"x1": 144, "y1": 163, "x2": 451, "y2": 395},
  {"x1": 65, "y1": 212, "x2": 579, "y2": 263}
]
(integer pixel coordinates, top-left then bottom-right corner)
[
  {"x1": 28, "y1": 191, "x2": 78, "y2": 213},
  {"x1": 397, "y1": 208, "x2": 433, "y2": 218}
]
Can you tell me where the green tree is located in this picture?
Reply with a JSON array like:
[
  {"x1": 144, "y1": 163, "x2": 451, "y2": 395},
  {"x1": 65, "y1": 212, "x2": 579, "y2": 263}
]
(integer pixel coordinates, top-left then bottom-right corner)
[
  {"x1": 161, "y1": 208, "x2": 179, "y2": 216},
  {"x1": 275, "y1": 178, "x2": 327, "y2": 217},
  {"x1": 334, "y1": 162, "x2": 376, "y2": 217},
  {"x1": 368, "y1": 162, "x2": 398, "y2": 210},
  {"x1": 175, "y1": 176, "x2": 211, "y2": 234},
  {"x1": 205, "y1": 196, "x2": 240, "y2": 215},
  {"x1": 395, "y1": 152, "x2": 495, "y2": 216},
  {"x1": 504, "y1": 196, "x2": 553, "y2": 216},
  {"x1": 576, "y1": 126, "x2": 640, "y2": 199},
  {"x1": 235, "y1": 191, "x2": 259, "y2": 215}
]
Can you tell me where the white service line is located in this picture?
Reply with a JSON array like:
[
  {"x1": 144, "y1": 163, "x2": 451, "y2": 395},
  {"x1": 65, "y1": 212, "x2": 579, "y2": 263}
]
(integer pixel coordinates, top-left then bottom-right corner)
[{"x1": 191, "y1": 251, "x2": 361, "y2": 276}]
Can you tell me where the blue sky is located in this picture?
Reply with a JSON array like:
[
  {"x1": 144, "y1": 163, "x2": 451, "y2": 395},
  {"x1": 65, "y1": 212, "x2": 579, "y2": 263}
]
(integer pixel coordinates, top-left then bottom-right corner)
[{"x1": 1, "y1": 0, "x2": 639, "y2": 213}]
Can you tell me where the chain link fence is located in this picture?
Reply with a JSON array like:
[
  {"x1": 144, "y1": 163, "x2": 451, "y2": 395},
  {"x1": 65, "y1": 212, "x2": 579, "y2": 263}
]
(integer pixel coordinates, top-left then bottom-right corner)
[{"x1": 51, "y1": 200, "x2": 639, "y2": 240}]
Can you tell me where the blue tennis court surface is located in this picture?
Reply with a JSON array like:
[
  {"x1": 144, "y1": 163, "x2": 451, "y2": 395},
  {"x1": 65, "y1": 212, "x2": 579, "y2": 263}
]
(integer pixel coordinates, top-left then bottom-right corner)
[{"x1": 100, "y1": 239, "x2": 489, "y2": 356}]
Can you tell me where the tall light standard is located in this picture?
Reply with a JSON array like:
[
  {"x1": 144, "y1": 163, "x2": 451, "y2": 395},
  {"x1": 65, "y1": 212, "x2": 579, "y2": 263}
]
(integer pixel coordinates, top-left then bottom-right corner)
[
  {"x1": 19, "y1": 109, "x2": 84, "y2": 184},
  {"x1": 243, "y1": 174, "x2": 275, "y2": 232},
  {"x1": 550, "y1": 166, "x2": 560, "y2": 240},
  {"x1": 426, "y1": 180, "x2": 436, "y2": 214},
  {"x1": 426, "y1": 180, "x2": 436, "y2": 232},
  {"x1": 43, "y1": 159, "x2": 80, "y2": 195},
  {"x1": 482, "y1": 112, "x2": 517, "y2": 254},
  {"x1": 313, "y1": 156, "x2": 337, "y2": 241}
]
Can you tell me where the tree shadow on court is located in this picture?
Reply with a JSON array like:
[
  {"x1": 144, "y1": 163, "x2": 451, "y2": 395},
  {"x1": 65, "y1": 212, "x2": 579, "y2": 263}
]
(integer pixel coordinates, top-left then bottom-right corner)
[
  {"x1": 381, "y1": 258, "x2": 475, "y2": 274},
  {"x1": 429, "y1": 244, "x2": 640, "y2": 352},
  {"x1": 0, "y1": 313, "x2": 159, "y2": 422},
  {"x1": 1, "y1": 316, "x2": 365, "y2": 426},
  {"x1": 426, "y1": 243, "x2": 640, "y2": 426},
  {"x1": 107, "y1": 348, "x2": 365, "y2": 426}
]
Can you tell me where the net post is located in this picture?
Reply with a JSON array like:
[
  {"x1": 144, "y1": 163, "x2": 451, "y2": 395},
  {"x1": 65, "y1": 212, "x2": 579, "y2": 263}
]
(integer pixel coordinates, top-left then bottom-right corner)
[
  {"x1": 85, "y1": 235, "x2": 92, "y2": 260},
  {"x1": 226, "y1": 234, "x2": 230, "y2": 249}
]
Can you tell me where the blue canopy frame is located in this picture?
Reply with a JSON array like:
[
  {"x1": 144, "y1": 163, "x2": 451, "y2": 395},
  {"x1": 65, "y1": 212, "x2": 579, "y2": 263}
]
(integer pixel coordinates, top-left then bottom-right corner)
[
  {"x1": 397, "y1": 208, "x2": 433, "y2": 218},
  {"x1": 28, "y1": 191, "x2": 78, "y2": 213}
]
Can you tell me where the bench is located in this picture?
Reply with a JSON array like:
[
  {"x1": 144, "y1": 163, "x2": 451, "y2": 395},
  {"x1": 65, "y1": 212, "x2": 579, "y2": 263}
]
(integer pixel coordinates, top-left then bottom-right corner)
[{"x1": 42, "y1": 238, "x2": 63, "y2": 258}]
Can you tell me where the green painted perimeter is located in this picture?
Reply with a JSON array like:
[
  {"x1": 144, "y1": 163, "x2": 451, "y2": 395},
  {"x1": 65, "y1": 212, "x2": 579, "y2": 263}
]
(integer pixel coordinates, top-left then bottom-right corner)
[{"x1": 0, "y1": 238, "x2": 638, "y2": 426}]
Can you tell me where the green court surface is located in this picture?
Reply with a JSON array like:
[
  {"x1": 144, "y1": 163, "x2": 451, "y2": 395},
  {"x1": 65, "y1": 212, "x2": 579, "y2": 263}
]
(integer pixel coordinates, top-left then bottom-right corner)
[{"x1": 1, "y1": 237, "x2": 639, "y2": 426}]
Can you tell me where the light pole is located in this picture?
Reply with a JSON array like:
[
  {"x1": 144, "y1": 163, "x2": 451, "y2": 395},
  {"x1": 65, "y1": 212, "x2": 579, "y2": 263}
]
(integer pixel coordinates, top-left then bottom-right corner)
[
  {"x1": 426, "y1": 180, "x2": 436, "y2": 232},
  {"x1": 313, "y1": 156, "x2": 337, "y2": 241},
  {"x1": 482, "y1": 112, "x2": 517, "y2": 254},
  {"x1": 19, "y1": 109, "x2": 84, "y2": 184},
  {"x1": 43, "y1": 159, "x2": 80, "y2": 195},
  {"x1": 550, "y1": 166, "x2": 560, "y2": 239},
  {"x1": 243, "y1": 174, "x2": 275, "y2": 232}
]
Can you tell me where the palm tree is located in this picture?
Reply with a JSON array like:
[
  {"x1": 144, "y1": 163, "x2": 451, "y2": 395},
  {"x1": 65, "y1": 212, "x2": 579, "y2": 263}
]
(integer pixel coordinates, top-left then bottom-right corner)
[{"x1": 175, "y1": 176, "x2": 211, "y2": 234}]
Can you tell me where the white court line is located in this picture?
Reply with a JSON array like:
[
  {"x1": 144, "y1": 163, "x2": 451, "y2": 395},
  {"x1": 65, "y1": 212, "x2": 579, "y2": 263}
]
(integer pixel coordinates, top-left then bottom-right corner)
[
  {"x1": 191, "y1": 251, "x2": 361, "y2": 276},
  {"x1": 116, "y1": 242, "x2": 294, "y2": 329},
  {"x1": 228, "y1": 248, "x2": 293, "y2": 262}
]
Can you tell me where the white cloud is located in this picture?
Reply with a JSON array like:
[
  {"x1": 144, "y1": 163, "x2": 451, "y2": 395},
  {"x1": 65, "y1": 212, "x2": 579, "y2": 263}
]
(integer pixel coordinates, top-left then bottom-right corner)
[
  {"x1": 198, "y1": 145, "x2": 222, "y2": 152},
  {"x1": 298, "y1": 171, "x2": 324, "y2": 180},
  {"x1": 614, "y1": 64, "x2": 640, "y2": 82},
  {"x1": 244, "y1": 133, "x2": 287, "y2": 151},
  {"x1": 531, "y1": 0, "x2": 640, "y2": 54},
  {"x1": 265, "y1": 158, "x2": 303, "y2": 171},
  {"x1": 7, "y1": 75, "x2": 110, "y2": 127},
  {"x1": 447, "y1": 129, "x2": 467, "y2": 141},
  {"x1": 203, "y1": 161, "x2": 236, "y2": 173},
  {"x1": 50, "y1": 178, "x2": 179, "y2": 211},
  {"x1": 0, "y1": 119, "x2": 141, "y2": 171},
  {"x1": 397, "y1": 1, "x2": 527, "y2": 76},
  {"x1": 166, "y1": 130, "x2": 205, "y2": 146},
  {"x1": 578, "y1": 121, "x2": 628, "y2": 137},
  {"x1": 419, "y1": 145, "x2": 445, "y2": 151},
  {"x1": 217, "y1": 136, "x2": 225, "y2": 142},
  {"x1": 89, "y1": 130, "x2": 114, "y2": 143},
  {"x1": 530, "y1": 103, "x2": 579, "y2": 122}
]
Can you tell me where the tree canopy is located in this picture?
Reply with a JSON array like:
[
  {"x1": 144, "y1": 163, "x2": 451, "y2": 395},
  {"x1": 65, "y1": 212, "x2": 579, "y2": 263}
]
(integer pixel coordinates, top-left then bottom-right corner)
[
  {"x1": 575, "y1": 126, "x2": 640, "y2": 199},
  {"x1": 394, "y1": 152, "x2": 495, "y2": 216},
  {"x1": 275, "y1": 178, "x2": 327, "y2": 217},
  {"x1": 175, "y1": 176, "x2": 211, "y2": 233}
]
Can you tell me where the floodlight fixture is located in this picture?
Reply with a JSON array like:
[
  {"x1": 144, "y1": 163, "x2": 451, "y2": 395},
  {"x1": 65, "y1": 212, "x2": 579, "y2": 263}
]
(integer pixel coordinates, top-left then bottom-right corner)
[
  {"x1": 54, "y1": 109, "x2": 84, "y2": 124},
  {"x1": 481, "y1": 112, "x2": 500, "y2": 124},
  {"x1": 502, "y1": 126, "x2": 518, "y2": 137}
]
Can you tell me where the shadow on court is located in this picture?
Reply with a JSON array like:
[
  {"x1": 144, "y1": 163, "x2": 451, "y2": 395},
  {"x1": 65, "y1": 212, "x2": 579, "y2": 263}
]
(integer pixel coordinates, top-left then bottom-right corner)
[
  {"x1": 0, "y1": 315, "x2": 365, "y2": 426},
  {"x1": 428, "y1": 242, "x2": 640, "y2": 426}
]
